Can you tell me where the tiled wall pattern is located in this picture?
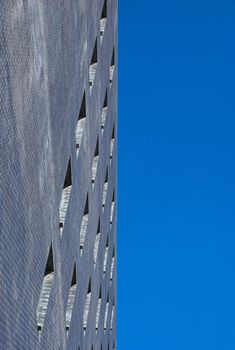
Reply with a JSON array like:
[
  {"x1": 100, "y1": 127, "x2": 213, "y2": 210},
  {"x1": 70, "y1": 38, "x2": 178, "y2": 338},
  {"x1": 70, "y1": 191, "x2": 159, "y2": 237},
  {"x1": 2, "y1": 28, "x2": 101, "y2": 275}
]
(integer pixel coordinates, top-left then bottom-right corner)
[{"x1": 0, "y1": 0, "x2": 117, "y2": 349}]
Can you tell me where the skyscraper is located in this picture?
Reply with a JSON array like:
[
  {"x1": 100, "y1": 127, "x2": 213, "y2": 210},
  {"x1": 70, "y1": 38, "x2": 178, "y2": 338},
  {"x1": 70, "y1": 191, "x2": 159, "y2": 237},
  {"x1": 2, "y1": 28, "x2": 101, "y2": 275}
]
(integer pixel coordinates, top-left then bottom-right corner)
[{"x1": 0, "y1": 1, "x2": 117, "y2": 349}]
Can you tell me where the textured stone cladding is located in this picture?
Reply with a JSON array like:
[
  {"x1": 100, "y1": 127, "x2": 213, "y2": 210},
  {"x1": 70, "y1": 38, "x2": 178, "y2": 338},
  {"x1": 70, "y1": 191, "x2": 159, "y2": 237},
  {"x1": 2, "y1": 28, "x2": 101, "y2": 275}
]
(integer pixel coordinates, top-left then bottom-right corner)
[{"x1": 0, "y1": 1, "x2": 117, "y2": 349}]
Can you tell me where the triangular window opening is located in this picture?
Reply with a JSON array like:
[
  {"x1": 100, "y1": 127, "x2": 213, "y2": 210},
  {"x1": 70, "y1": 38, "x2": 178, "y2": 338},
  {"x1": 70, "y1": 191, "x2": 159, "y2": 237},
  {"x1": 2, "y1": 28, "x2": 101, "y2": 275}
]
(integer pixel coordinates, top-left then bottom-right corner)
[
  {"x1": 110, "y1": 300, "x2": 115, "y2": 330},
  {"x1": 101, "y1": 91, "x2": 108, "y2": 133},
  {"x1": 95, "y1": 286, "x2": 102, "y2": 332},
  {"x1": 94, "y1": 219, "x2": 101, "y2": 266},
  {"x1": 103, "y1": 237, "x2": 109, "y2": 275},
  {"x1": 71, "y1": 264, "x2": 77, "y2": 286},
  {"x1": 84, "y1": 194, "x2": 89, "y2": 216},
  {"x1": 83, "y1": 278, "x2": 92, "y2": 333},
  {"x1": 103, "y1": 90, "x2": 108, "y2": 108},
  {"x1": 60, "y1": 158, "x2": 72, "y2": 237},
  {"x1": 88, "y1": 278, "x2": 91, "y2": 294},
  {"x1": 66, "y1": 264, "x2": 77, "y2": 336},
  {"x1": 64, "y1": 159, "x2": 72, "y2": 188},
  {"x1": 76, "y1": 92, "x2": 86, "y2": 157},
  {"x1": 100, "y1": 0, "x2": 107, "y2": 43},
  {"x1": 110, "y1": 246, "x2": 115, "y2": 281},
  {"x1": 109, "y1": 48, "x2": 115, "y2": 87},
  {"x1": 104, "y1": 293, "x2": 109, "y2": 331},
  {"x1": 111, "y1": 49, "x2": 115, "y2": 67},
  {"x1": 110, "y1": 125, "x2": 115, "y2": 163},
  {"x1": 102, "y1": 168, "x2": 109, "y2": 208},
  {"x1": 105, "y1": 168, "x2": 108, "y2": 183},
  {"x1": 99, "y1": 286, "x2": 102, "y2": 299},
  {"x1": 110, "y1": 190, "x2": 115, "y2": 228},
  {"x1": 94, "y1": 138, "x2": 99, "y2": 157},
  {"x1": 101, "y1": 0, "x2": 107, "y2": 19},
  {"x1": 37, "y1": 244, "x2": 55, "y2": 339},
  {"x1": 78, "y1": 92, "x2": 86, "y2": 120},
  {"x1": 89, "y1": 40, "x2": 98, "y2": 92},
  {"x1": 80, "y1": 194, "x2": 89, "y2": 253},
  {"x1": 44, "y1": 244, "x2": 54, "y2": 275},
  {"x1": 91, "y1": 41, "x2": 98, "y2": 65},
  {"x1": 106, "y1": 236, "x2": 109, "y2": 248},
  {"x1": 92, "y1": 138, "x2": 100, "y2": 187}
]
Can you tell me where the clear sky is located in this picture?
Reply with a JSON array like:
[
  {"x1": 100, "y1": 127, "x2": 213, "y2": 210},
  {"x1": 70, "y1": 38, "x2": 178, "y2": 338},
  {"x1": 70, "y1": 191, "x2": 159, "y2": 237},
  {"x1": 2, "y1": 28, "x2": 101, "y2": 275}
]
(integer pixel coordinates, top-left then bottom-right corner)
[{"x1": 118, "y1": 1, "x2": 235, "y2": 349}]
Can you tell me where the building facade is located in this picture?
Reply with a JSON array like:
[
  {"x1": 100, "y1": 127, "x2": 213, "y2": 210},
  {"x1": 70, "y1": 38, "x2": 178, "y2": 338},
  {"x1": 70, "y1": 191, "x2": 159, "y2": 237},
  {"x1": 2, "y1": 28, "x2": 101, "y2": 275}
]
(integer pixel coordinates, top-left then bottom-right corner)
[{"x1": 0, "y1": 1, "x2": 117, "y2": 349}]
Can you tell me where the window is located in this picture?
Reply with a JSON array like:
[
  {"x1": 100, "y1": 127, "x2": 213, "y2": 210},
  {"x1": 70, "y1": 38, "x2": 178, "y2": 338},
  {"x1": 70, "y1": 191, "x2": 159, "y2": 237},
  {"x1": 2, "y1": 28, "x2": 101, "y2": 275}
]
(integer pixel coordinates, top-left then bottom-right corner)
[
  {"x1": 104, "y1": 293, "x2": 109, "y2": 331},
  {"x1": 89, "y1": 39, "x2": 98, "y2": 93},
  {"x1": 36, "y1": 244, "x2": 54, "y2": 339},
  {"x1": 83, "y1": 278, "x2": 92, "y2": 333},
  {"x1": 80, "y1": 194, "x2": 89, "y2": 254},
  {"x1": 109, "y1": 48, "x2": 115, "y2": 88},
  {"x1": 59, "y1": 158, "x2": 72, "y2": 237},
  {"x1": 94, "y1": 219, "x2": 101, "y2": 267},
  {"x1": 65, "y1": 264, "x2": 77, "y2": 335},
  {"x1": 110, "y1": 300, "x2": 115, "y2": 330},
  {"x1": 109, "y1": 125, "x2": 115, "y2": 164},
  {"x1": 95, "y1": 286, "x2": 102, "y2": 332},
  {"x1": 103, "y1": 236, "x2": 109, "y2": 276},
  {"x1": 92, "y1": 137, "x2": 99, "y2": 188},
  {"x1": 100, "y1": 0, "x2": 107, "y2": 43},
  {"x1": 102, "y1": 168, "x2": 108, "y2": 209},
  {"x1": 76, "y1": 92, "x2": 86, "y2": 157},
  {"x1": 110, "y1": 246, "x2": 115, "y2": 281},
  {"x1": 101, "y1": 90, "x2": 108, "y2": 133},
  {"x1": 110, "y1": 190, "x2": 115, "y2": 228}
]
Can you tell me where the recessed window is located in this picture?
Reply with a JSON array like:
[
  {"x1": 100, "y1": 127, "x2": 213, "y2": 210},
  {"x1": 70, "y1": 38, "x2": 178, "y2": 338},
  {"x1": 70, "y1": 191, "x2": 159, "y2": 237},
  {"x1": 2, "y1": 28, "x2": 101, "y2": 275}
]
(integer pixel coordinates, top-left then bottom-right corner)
[
  {"x1": 109, "y1": 48, "x2": 115, "y2": 88},
  {"x1": 100, "y1": 0, "x2": 107, "y2": 43},
  {"x1": 103, "y1": 236, "x2": 109, "y2": 276},
  {"x1": 110, "y1": 300, "x2": 115, "y2": 330},
  {"x1": 104, "y1": 293, "x2": 109, "y2": 331},
  {"x1": 94, "y1": 219, "x2": 101, "y2": 267},
  {"x1": 65, "y1": 264, "x2": 77, "y2": 336},
  {"x1": 102, "y1": 168, "x2": 108, "y2": 209},
  {"x1": 80, "y1": 194, "x2": 89, "y2": 254},
  {"x1": 76, "y1": 92, "x2": 86, "y2": 157},
  {"x1": 101, "y1": 90, "x2": 108, "y2": 133},
  {"x1": 89, "y1": 39, "x2": 98, "y2": 93},
  {"x1": 59, "y1": 158, "x2": 72, "y2": 237},
  {"x1": 92, "y1": 137, "x2": 99, "y2": 188},
  {"x1": 109, "y1": 125, "x2": 115, "y2": 164},
  {"x1": 95, "y1": 286, "x2": 102, "y2": 333},
  {"x1": 37, "y1": 244, "x2": 54, "y2": 339},
  {"x1": 110, "y1": 246, "x2": 115, "y2": 281},
  {"x1": 110, "y1": 190, "x2": 115, "y2": 228},
  {"x1": 83, "y1": 278, "x2": 92, "y2": 334}
]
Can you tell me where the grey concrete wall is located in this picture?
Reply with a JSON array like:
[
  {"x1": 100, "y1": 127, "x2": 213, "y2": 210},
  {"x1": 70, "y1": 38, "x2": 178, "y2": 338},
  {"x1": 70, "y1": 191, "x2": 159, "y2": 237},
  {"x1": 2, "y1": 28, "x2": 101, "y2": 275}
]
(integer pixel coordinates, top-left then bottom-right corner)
[{"x1": 0, "y1": 1, "x2": 117, "y2": 349}]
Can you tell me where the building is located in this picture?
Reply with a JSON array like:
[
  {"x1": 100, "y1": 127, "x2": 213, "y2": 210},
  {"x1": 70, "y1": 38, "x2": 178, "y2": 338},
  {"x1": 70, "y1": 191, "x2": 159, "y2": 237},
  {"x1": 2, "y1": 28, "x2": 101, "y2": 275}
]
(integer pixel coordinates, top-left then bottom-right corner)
[{"x1": 0, "y1": 1, "x2": 117, "y2": 349}]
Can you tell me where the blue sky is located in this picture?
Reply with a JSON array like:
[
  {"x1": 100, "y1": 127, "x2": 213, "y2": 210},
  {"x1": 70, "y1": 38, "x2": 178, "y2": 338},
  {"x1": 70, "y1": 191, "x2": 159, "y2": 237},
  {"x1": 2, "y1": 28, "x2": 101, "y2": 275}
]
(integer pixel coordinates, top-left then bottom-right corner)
[{"x1": 118, "y1": 1, "x2": 235, "y2": 349}]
